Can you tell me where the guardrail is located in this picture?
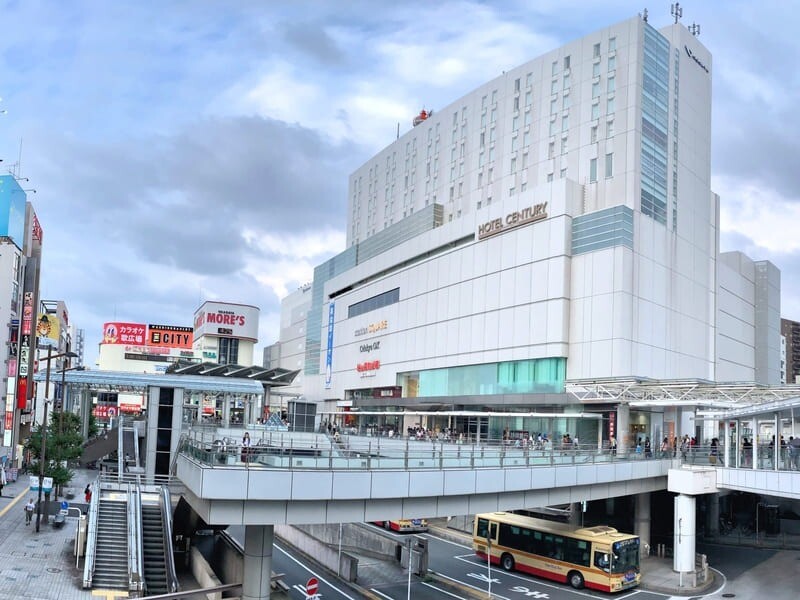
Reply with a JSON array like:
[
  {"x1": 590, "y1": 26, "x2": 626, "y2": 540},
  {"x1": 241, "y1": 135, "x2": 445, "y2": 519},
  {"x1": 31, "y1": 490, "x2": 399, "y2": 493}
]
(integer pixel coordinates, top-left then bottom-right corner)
[
  {"x1": 129, "y1": 484, "x2": 144, "y2": 591},
  {"x1": 160, "y1": 485, "x2": 180, "y2": 594},
  {"x1": 178, "y1": 434, "x2": 679, "y2": 471},
  {"x1": 82, "y1": 484, "x2": 100, "y2": 588}
]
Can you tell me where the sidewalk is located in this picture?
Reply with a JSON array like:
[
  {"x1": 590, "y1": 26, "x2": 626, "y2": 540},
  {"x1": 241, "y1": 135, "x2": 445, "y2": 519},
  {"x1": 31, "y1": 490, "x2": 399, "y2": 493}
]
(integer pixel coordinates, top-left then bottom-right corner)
[{"x1": 0, "y1": 467, "x2": 99, "y2": 600}]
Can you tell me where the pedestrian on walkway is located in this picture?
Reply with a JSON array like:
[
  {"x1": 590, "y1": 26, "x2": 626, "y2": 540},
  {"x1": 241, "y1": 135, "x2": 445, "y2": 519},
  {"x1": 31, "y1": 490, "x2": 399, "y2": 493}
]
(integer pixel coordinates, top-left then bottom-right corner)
[
  {"x1": 84, "y1": 484, "x2": 92, "y2": 504},
  {"x1": 0, "y1": 465, "x2": 6, "y2": 497},
  {"x1": 24, "y1": 498, "x2": 35, "y2": 525}
]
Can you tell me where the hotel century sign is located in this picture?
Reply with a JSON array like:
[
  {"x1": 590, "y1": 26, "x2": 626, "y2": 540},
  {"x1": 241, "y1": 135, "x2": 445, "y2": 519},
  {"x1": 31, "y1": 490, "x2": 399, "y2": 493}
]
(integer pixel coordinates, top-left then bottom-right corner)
[{"x1": 477, "y1": 202, "x2": 548, "y2": 240}]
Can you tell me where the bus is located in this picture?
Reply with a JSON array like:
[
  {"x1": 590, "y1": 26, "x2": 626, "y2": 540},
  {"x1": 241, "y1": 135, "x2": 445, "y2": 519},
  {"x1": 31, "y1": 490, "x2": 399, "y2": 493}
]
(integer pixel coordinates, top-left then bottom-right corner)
[
  {"x1": 473, "y1": 512, "x2": 640, "y2": 593},
  {"x1": 373, "y1": 518, "x2": 429, "y2": 533}
]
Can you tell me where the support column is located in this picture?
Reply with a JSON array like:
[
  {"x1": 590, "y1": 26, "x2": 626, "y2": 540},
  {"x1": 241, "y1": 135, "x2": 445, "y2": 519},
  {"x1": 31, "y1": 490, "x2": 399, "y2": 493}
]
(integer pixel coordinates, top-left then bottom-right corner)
[
  {"x1": 673, "y1": 494, "x2": 696, "y2": 577},
  {"x1": 617, "y1": 403, "x2": 630, "y2": 455},
  {"x1": 774, "y1": 412, "x2": 780, "y2": 470},
  {"x1": 222, "y1": 393, "x2": 231, "y2": 427},
  {"x1": 634, "y1": 493, "x2": 651, "y2": 556},
  {"x1": 706, "y1": 493, "x2": 719, "y2": 537},
  {"x1": 243, "y1": 524, "x2": 274, "y2": 600},
  {"x1": 752, "y1": 421, "x2": 758, "y2": 469},
  {"x1": 569, "y1": 502, "x2": 581, "y2": 527},
  {"x1": 723, "y1": 421, "x2": 730, "y2": 468}
]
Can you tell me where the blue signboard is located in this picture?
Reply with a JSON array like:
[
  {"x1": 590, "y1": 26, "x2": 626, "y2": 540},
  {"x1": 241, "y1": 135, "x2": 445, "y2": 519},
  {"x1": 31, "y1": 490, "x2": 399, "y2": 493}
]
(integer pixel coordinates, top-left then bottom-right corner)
[
  {"x1": 0, "y1": 175, "x2": 26, "y2": 249},
  {"x1": 325, "y1": 302, "x2": 335, "y2": 389}
]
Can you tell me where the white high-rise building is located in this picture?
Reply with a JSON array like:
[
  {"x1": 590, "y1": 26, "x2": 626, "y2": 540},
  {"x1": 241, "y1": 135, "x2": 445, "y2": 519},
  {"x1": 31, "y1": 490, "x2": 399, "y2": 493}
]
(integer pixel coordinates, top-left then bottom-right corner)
[{"x1": 285, "y1": 15, "x2": 779, "y2": 422}]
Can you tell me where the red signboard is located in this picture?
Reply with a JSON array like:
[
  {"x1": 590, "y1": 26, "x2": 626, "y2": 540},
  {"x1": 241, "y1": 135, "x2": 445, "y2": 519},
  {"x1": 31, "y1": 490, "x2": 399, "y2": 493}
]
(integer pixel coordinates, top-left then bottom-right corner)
[
  {"x1": 102, "y1": 322, "x2": 146, "y2": 345},
  {"x1": 306, "y1": 577, "x2": 319, "y2": 596},
  {"x1": 147, "y1": 324, "x2": 193, "y2": 349}
]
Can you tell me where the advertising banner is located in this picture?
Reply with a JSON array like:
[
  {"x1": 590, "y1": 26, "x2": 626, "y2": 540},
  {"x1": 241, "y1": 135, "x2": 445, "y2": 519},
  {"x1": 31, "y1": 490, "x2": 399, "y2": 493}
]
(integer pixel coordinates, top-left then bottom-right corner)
[
  {"x1": 102, "y1": 322, "x2": 146, "y2": 345},
  {"x1": 147, "y1": 324, "x2": 193, "y2": 349},
  {"x1": 325, "y1": 302, "x2": 334, "y2": 389},
  {"x1": 16, "y1": 292, "x2": 34, "y2": 409},
  {"x1": 36, "y1": 313, "x2": 61, "y2": 347},
  {"x1": 193, "y1": 302, "x2": 259, "y2": 341}
]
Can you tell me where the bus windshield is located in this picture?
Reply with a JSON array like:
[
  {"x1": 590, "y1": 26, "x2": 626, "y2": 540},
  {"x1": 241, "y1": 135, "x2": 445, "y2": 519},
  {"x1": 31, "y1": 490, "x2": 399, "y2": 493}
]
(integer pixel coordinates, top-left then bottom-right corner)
[{"x1": 611, "y1": 539, "x2": 640, "y2": 574}]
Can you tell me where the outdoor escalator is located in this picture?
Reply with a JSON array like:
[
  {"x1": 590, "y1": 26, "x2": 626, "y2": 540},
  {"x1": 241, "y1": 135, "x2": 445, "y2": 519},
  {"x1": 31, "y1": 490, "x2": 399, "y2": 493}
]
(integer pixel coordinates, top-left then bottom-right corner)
[
  {"x1": 141, "y1": 487, "x2": 179, "y2": 595},
  {"x1": 91, "y1": 496, "x2": 129, "y2": 589}
]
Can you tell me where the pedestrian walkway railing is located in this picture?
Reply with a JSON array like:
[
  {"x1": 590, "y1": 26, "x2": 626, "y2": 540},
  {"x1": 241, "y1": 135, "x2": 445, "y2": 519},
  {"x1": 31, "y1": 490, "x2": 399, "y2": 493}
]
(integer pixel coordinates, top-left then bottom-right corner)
[
  {"x1": 129, "y1": 483, "x2": 144, "y2": 592},
  {"x1": 177, "y1": 431, "x2": 677, "y2": 471},
  {"x1": 82, "y1": 483, "x2": 100, "y2": 588},
  {"x1": 160, "y1": 485, "x2": 180, "y2": 595}
]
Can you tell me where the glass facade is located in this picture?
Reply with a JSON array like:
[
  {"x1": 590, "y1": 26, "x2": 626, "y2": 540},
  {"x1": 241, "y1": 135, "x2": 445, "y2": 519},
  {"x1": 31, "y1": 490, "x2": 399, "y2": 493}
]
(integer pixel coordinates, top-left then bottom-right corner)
[
  {"x1": 640, "y1": 24, "x2": 670, "y2": 226},
  {"x1": 571, "y1": 205, "x2": 633, "y2": 256},
  {"x1": 412, "y1": 357, "x2": 566, "y2": 397},
  {"x1": 348, "y1": 288, "x2": 400, "y2": 319}
]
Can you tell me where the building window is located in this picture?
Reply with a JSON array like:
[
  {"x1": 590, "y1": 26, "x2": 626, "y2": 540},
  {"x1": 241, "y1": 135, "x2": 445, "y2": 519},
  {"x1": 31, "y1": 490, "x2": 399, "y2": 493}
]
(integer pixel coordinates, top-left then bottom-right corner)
[
  {"x1": 560, "y1": 167, "x2": 567, "y2": 178},
  {"x1": 607, "y1": 97, "x2": 615, "y2": 114},
  {"x1": 608, "y1": 55, "x2": 616, "y2": 71},
  {"x1": 514, "y1": 77, "x2": 521, "y2": 92},
  {"x1": 512, "y1": 116, "x2": 519, "y2": 131},
  {"x1": 607, "y1": 75, "x2": 616, "y2": 93},
  {"x1": 509, "y1": 186, "x2": 515, "y2": 196},
  {"x1": 593, "y1": 42, "x2": 601, "y2": 58},
  {"x1": 551, "y1": 61, "x2": 558, "y2": 76},
  {"x1": 550, "y1": 98, "x2": 557, "y2": 114},
  {"x1": 219, "y1": 337, "x2": 240, "y2": 365},
  {"x1": 522, "y1": 152, "x2": 528, "y2": 168},
  {"x1": 491, "y1": 108, "x2": 497, "y2": 123},
  {"x1": 562, "y1": 93, "x2": 571, "y2": 109},
  {"x1": 563, "y1": 73, "x2": 570, "y2": 89},
  {"x1": 510, "y1": 157, "x2": 517, "y2": 172},
  {"x1": 561, "y1": 115, "x2": 569, "y2": 132},
  {"x1": 526, "y1": 72, "x2": 533, "y2": 87},
  {"x1": 605, "y1": 152, "x2": 614, "y2": 178},
  {"x1": 548, "y1": 142, "x2": 555, "y2": 158},
  {"x1": 523, "y1": 131, "x2": 531, "y2": 147},
  {"x1": 491, "y1": 90, "x2": 497, "y2": 104},
  {"x1": 525, "y1": 91, "x2": 532, "y2": 106},
  {"x1": 514, "y1": 96, "x2": 520, "y2": 111},
  {"x1": 593, "y1": 62, "x2": 600, "y2": 77},
  {"x1": 591, "y1": 126, "x2": 598, "y2": 143},
  {"x1": 591, "y1": 103, "x2": 600, "y2": 120},
  {"x1": 547, "y1": 172, "x2": 554, "y2": 182},
  {"x1": 564, "y1": 55, "x2": 570, "y2": 70},
  {"x1": 560, "y1": 137, "x2": 568, "y2": 154},
  {"x1": 590, "y1": 158, "x2": 598, "y2": 183},
  {"x1": 609, "y1": 36, "x2": 616, "y2": 51},
  {"x1": 551, "y1": 79, "x2": 558, "y2": 94},
  {"x1": 607, "y1": 118, "x2": 615, "y2": 137},
  {"x1": 592, "y1": 81, "x2": 600, "y2": 98}
]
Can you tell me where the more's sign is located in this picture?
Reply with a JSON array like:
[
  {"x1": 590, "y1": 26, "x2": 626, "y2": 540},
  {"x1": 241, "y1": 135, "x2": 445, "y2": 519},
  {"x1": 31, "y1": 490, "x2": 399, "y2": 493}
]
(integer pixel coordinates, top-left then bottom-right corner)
[
  {"x1": 478, "y1": 202, "x2": 548, "y2": 240},
  {"x1": 193, "y1": 301, "x2": 259, "y2": 342}
]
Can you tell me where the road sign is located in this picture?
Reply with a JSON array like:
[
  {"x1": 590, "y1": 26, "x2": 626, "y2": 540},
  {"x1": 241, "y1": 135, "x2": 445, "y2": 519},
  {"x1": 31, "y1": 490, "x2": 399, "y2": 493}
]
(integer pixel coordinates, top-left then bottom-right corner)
[{"x1": 306, "y1": 577, "x2": 319, "y2": 597}]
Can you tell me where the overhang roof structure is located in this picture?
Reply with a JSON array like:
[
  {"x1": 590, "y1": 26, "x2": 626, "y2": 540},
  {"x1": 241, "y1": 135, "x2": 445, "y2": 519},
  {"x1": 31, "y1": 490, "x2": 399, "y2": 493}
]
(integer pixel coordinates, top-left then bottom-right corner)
[
  {"x1": 33, "y1": 368, "x2": 265, "y2": 395},
  {"x1": 566, "y1": 377, "x2": 800, "y2": 409},
  {"x1": 165, "y1": 361, "x2": 299, "y2": 386}
]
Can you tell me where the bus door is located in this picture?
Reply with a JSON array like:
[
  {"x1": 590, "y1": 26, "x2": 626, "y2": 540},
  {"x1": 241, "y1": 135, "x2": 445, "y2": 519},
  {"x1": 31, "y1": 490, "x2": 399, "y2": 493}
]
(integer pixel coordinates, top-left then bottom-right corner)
[{"x1": 488, "y1": 521, "x2": 498, "y2": 543}]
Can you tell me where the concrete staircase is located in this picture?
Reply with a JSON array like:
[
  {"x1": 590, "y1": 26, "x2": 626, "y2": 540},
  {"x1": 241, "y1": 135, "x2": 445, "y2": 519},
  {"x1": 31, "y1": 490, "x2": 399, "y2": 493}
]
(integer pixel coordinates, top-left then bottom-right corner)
[{"x1": 92, "y1": 498, "x2": 129, "y2": 589}]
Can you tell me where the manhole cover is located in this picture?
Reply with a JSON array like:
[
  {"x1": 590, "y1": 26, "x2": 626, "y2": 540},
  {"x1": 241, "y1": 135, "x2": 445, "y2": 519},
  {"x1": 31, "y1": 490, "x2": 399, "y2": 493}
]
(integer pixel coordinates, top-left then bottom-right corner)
[
  {"x1": 46, "y1": 568, "x2": 61, "y2": 574},
  {"x1": 722, "y1": 594, "x2": 736, "y2": 598}
]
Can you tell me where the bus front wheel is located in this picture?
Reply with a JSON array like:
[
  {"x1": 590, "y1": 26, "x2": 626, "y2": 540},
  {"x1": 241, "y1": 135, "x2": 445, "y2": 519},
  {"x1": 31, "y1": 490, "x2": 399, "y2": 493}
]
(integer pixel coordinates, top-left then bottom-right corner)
[
  {"x1": 501, "y1": 553, "x2": 515, "y2": 571},
  {"x1": 568, "y1": 570, "x2": 584, "y2": 589}
]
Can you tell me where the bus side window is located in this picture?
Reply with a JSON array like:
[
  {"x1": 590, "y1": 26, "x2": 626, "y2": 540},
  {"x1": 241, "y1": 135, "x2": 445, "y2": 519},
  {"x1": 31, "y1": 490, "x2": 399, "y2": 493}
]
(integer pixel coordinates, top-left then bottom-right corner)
[
  {"x1": 595, "y1": 552, "x2": 610, "y2": 572},
  {"x1": 488, "y1": 522, "x2": 498, "y2": 541}
]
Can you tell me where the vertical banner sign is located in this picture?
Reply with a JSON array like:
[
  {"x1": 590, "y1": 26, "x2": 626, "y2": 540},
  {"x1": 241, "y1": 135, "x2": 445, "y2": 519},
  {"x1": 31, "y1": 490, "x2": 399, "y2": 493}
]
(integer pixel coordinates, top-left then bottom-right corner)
[
  {"x1": 608, "y1": 411, "x2": 616, "y2": 442},
  {"x1": 16, "y1": 292, "x2": 34, "y2": 409},
  {"x1": 325, "y1": 302, "x2": 335, "y2": 389}
]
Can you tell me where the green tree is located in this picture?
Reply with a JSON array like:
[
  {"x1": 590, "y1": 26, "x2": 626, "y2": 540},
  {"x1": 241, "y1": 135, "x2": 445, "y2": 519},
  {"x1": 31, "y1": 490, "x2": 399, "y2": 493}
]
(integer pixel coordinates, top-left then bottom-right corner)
[{"x1": 25, "y1": 412, "x2": 85, "y2": 496}]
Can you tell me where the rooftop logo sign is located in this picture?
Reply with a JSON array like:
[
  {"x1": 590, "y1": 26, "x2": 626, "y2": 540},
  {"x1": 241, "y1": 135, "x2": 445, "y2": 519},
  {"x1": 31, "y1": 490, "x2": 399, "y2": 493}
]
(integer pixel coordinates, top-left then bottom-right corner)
[{"x1": 685, "y1": 45, "x2": 709, "y2": 73}]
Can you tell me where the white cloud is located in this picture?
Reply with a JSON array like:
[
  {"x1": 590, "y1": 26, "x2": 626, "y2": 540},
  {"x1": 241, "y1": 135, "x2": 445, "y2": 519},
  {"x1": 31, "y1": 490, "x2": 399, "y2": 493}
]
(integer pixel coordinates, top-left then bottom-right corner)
[{"x1": 715, "y1": 175, "x2": 800, "y2": 254}]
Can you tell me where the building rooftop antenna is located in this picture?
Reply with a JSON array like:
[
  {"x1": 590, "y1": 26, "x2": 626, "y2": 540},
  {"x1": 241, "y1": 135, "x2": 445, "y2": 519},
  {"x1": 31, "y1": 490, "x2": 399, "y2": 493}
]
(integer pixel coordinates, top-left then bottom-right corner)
[
  {"x1": 688, "y1": 23, "x2": 701, "y2": 37},
  {"x1": 642, "y1": 8, "x2": 648, "y2": 23},
  {"x1": 671, "y1": 2, "x2": 683, "y2": 24}
]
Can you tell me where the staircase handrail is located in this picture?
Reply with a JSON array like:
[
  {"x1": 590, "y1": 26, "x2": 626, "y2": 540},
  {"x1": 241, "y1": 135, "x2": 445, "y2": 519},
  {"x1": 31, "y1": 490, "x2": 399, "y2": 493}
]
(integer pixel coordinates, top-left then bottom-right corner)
[
  {"x1": 82, "y1": 482, "x2": 100, "y2": 588},
  {"x1": 160, "y1": 485, "x2": 180, "y2": 593},
  {"x1": 127, "y1": 483, "x2": 145, "y2": 591}
]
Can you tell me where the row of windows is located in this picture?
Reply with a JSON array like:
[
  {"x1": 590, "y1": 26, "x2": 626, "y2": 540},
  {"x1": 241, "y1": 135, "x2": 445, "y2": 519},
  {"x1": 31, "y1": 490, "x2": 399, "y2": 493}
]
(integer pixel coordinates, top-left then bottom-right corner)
[
  {"x1": 495, "y1": 521, "x2": 591, "y2": 567},
  {"x1": 348, "y1": 287, "x2": 400, "y2": 319}
]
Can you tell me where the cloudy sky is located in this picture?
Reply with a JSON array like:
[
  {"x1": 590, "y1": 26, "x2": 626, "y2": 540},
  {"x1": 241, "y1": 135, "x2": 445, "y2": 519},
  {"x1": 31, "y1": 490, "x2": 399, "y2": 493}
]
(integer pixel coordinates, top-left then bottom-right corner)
[{"x1": 0, "y1": 0, "x2": 797, "y2": 364}]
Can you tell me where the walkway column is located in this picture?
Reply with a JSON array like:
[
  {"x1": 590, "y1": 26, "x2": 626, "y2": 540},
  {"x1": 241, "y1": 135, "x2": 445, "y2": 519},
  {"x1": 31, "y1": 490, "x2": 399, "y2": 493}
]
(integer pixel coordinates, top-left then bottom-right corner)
[
  {"x1": 774, "y1": 412, "x2": 780, "y2": 470},
  {"x1": 243, "y1": 524, "x2": 274, "y2": 600},
  {"x1": 569, "y1": 503, "x2": 581, "y2": 526},
  {"x1": 706, "y1": 493, "x2": 719, "y2": 536},
  {"x1": 673, "y1": 494, "x2": 696, "y2": 579},
  {"x1": 723, "y1": 421, "x2": 730, "y2": 468},
  {"x1": 751, "y1": 421, "x2": 758, "y2": 469},
  {"x1": 634, "y1": 493, "x2": 651, "y2": 556},
  {"x1": 617, "y1": 403, "x2": 630, "y2": 455},
  {"x1": 222, "y1": 393, "x2": 231, "y2": 427}
]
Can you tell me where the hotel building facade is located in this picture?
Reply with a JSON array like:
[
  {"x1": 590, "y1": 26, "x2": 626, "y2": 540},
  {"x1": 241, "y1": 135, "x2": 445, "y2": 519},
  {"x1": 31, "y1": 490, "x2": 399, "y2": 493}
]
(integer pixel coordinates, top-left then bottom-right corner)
[{"x1": 280, "y1": 15, "x2": 780, "y2": 442}]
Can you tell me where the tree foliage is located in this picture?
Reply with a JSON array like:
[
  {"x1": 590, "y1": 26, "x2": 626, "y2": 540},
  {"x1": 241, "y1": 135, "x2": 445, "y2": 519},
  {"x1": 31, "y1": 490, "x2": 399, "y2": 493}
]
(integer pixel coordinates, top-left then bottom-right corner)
[{"x1": 25, "y1": 411, "x2": 85, "y2": 488}]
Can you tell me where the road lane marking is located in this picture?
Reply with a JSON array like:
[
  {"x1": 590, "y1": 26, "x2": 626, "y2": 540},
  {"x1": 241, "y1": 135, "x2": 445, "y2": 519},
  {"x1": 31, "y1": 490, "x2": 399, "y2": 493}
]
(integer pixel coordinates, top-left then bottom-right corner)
[
  {"x1": 274, "y1": 542, "x2": 359, "y2": 600},
  {"x1": 421, "y1": 581, "x2": 471, "y2": 599},
  {"x1": 0, "y1": 491, "x2": 26, "y2": 519},
  {"x1": 369, "y1": 589, "x2": 395, "y2": 600}
]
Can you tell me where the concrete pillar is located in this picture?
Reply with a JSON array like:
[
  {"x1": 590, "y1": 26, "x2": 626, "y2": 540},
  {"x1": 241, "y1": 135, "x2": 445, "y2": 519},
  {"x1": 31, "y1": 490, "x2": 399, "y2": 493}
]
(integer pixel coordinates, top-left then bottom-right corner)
[
  {"x1": 723, "y1": 421, "x2": 730, "y2": 467},
  {"x1": 617, "y1": 403, "x2": 630, "y2": 455},
  {"x1": 605, "y1": 498, "x2": 615, "y2": 516},
  {"x1": 243, "y1": 524, "x2": 274, "y2": 600},
  {"x1": 774, "y1": 412, "x2": 780, "y2": 470},
  {"x1": 569, "y1": 502, "x2": 581, "y2": 526},
  {"x1": 634, "y1": 493, "x2": 651, "y2": 555},
  {"x1": 752, "y1": 421, "x2": 758, "y2": 469},
  {"x1": 673, "y1": 494, "x2": 696, "y2": 575},
  {"x1": 223, "y1": 393, "x2": 231, "y2": 427},
  {"x1": 706, "y1": 493, "x2": 719, "y2": 536}
]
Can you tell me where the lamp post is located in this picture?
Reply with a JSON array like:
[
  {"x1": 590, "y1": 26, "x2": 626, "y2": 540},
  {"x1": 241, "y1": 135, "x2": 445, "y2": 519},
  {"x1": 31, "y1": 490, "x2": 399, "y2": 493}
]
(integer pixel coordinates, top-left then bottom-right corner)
[{"x1": 35, "y1": 348, "x2": 78, "y2": 533}]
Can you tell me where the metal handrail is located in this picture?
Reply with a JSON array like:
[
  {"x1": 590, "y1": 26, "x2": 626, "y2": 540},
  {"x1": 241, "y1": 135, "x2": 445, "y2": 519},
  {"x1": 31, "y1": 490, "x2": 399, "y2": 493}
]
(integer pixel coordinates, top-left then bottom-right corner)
[
  {"x1": 82, "y1": 483, "x2": 101, "y2": 588},
  {"x1": 160, "y1": 485, "x2": 180, "y2": 594},
  {"x1": 127, "y1": 483, "x2": 144, "y2": 591}
]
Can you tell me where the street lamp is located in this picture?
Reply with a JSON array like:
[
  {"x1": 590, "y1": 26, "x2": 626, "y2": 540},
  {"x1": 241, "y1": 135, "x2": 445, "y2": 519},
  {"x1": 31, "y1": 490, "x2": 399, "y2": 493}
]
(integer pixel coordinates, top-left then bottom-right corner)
[{"x1": 35, "y1": 347, "x2": 78, "y2": 533}]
